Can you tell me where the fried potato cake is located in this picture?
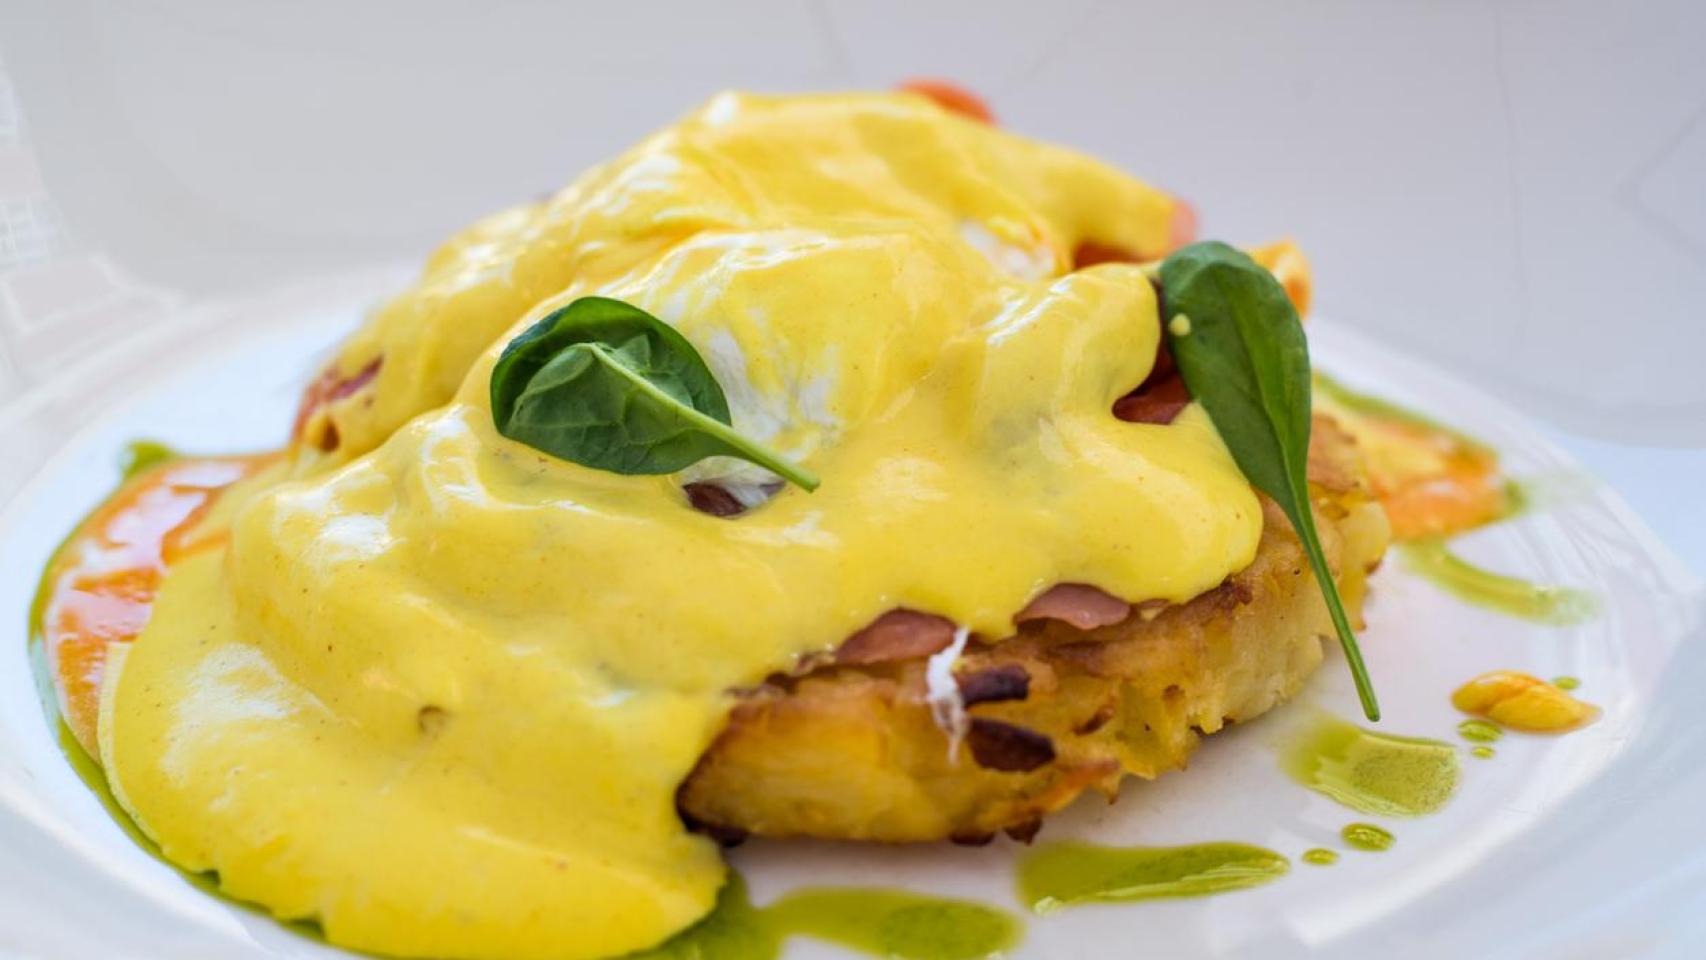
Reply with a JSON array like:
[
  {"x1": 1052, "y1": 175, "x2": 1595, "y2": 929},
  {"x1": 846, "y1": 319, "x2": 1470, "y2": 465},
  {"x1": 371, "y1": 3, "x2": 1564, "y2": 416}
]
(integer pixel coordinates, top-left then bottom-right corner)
[{"x1": 678, "y1": 415, "x2": 1390, "y2": 843}]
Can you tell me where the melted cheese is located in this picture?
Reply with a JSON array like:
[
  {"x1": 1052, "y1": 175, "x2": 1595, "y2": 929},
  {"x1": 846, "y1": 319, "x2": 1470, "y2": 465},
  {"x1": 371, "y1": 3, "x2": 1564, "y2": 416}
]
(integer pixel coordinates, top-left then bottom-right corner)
[{"x1": 104, "y1": 92, "x2": 1262, "y2": 960}]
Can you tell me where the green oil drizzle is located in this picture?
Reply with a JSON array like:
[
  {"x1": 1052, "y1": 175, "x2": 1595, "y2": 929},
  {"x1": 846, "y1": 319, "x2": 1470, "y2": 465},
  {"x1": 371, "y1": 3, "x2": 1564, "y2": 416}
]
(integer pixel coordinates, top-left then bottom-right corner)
[
  {"x1": 1340, "y1": 823, "x2": 1395, "y2": 852},
  {"x1": 1301, "y1": 848, "x2": 1339, "y2": 866},
  {"x1": 1471, "y1": 746, "x2": 1495, "y2": 759},
  {"x1": 1313, "y1": 372, "x2": 1492, "y2": 453},
  {"x1": 118, "y1": 439, "x2": 179, "y2": 480},
  {"x1": 1497, "y1": 479, "x2": 1533, "y2": 522},
  {"x1": 1500, "y1": 472, "x2": 1602, "y2": 523},
  {"x1": 633, "y1": 874, "x2": 1020, "y2": 960},
  {"x1": 768, "y1": 889, "x2": 1019, "y2": 960},
  {"x1": 1399, "y1": 539, "x2": 1597, "y2": 625},
  {"x1": 1552, "y1": 676, "x2": 1581, "y2": 691},
  {"x1": 1457, "y1": 719, "x2": 1503, "y2": 744},
  {"x1": 1282, "y1": 714, "x2": 1459, "y2": 817},
  {"x1": 1015, "y1": 841, "x2": 1289, "y2": 915},
  {"x1": 630, "y1": 874, "x2": 777, "y2": 959}
]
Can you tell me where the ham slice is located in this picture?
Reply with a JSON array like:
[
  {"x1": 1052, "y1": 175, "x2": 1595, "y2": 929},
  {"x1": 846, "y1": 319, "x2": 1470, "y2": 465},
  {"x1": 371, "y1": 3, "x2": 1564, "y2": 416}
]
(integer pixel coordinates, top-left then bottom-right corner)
[
  {"x1": 1014, "y1": 583, "x2": 1132, "y2": 631},
  {"x1": 835, "y1": 609, "x2": 956, "y2": 666},
  {"x1": 1069, "y1": 242, "x2": 1194, "y2": 427},
  {"x1": 683, "y1": 482, "x2": 746, "y2": 517},
  {"x1": 833, "y1": 586, "x2": 1133, "y2": 670},
  {"x1": 292, "y1": 357, "x2": 381, "y2": 451},
  {"x1": 1113, "y1": 372, "x2": 1190, "y2": 425}
]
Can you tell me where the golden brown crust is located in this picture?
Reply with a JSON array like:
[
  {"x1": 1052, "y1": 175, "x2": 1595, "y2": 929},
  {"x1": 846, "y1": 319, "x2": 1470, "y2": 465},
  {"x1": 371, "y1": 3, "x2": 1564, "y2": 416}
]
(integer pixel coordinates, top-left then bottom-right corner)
[{"x1": 676, "y1": 415, "x2": 1390, "y2": 843}]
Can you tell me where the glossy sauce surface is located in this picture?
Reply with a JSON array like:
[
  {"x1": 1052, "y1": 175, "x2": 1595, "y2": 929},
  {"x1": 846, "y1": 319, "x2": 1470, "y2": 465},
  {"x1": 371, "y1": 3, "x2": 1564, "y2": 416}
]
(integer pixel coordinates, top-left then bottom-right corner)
[{"x1": 92, "y1": 93, "x2": 1252, "y2": 960}]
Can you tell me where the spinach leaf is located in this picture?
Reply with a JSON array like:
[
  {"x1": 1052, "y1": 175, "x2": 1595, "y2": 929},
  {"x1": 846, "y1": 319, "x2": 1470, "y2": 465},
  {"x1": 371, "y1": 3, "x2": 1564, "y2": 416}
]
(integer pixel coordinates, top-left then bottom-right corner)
[
  {"x1": 1159, "y1": 241, "x2": 1380, "y2": 720},
  {"x1": 490, "y1": 296, "x2": 819, "y2": 491}
]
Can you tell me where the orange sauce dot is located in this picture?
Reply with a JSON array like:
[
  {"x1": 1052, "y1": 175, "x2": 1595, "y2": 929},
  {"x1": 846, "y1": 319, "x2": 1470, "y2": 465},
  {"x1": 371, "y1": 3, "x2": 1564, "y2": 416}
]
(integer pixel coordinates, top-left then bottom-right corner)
[{"x1": 1451, "y1": 670, "x2": 1598, "y2": 734}]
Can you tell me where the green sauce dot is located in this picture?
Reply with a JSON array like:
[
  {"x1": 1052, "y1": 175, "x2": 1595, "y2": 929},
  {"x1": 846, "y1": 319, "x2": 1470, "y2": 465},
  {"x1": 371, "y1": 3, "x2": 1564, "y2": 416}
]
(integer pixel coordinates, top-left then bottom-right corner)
[
  {"x1": 1341, "y1": 823, "x2": 1395, "y2": 852},
  {"x1": 1456, "y1": 719, "x2": 1503, "y2": 743},
  {"x1": 1301, "y1": 848, "x2": 1339, "y2": 866},
  {"x1": 119, "y1": 440, "x2": 179, "y2": 480},
  {"x1": 1470, "y1": 746, "x2": 1495, "y2": 759},
  {"x1": 1552, "y1": 676, "x2": 1580, "y2": 691}
]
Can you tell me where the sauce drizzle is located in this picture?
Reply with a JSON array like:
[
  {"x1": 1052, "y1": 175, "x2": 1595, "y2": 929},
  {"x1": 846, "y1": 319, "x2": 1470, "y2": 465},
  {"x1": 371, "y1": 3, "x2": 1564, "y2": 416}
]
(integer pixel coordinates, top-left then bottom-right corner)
[
  {"x1": 1016, "y1": 841, "x2": 1289, "y2": 914},
  {"x1": 635, "y1": 874, "x2": 1019, "y2": 960},
  {"x1": 1398, "y1": 540, "x2": 1597, "y2": 625}
]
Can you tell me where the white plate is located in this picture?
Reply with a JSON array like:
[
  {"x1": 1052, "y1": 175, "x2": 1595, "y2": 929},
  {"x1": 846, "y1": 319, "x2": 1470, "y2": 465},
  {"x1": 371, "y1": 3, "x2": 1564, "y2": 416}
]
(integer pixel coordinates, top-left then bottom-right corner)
[{"x1": 0, "y1": 276, "x2": 1700, "y2": 960}]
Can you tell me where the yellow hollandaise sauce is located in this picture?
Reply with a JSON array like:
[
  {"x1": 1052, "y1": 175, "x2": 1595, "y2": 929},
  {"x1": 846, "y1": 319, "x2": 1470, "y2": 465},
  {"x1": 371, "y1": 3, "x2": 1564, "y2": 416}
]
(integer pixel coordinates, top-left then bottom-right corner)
[{"x1": 88, "y1": 92, "x2": 1258, "y2": 959}]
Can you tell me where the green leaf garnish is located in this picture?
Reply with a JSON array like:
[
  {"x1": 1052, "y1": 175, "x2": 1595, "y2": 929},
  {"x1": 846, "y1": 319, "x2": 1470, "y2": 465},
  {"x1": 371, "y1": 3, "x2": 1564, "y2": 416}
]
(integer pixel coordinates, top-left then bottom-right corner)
[
  {"x1": 490, "y1": 296, "x2": 819, "y2": 491},
  {"x1": 1158, "y1": 241, "x2": 1380, "y2": 721}
]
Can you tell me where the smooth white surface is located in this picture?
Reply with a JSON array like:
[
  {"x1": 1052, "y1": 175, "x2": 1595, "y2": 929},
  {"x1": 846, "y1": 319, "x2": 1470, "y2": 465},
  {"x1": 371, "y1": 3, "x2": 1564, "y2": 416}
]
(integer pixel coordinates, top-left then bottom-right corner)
[{"x1": 0, "y1": 274, "x2": 1698, "y2": 958}]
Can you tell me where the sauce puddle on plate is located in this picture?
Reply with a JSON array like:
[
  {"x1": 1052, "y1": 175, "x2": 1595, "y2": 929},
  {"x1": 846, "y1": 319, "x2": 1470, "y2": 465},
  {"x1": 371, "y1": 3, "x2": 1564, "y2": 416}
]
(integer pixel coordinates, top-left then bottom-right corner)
[
  {"x1": 635, "y1": 874, "x2": 1020, "y2": 960},
  {"x1": 1301, "y1": 848, "x2": 1339, "y2": 867},
  {"x1": 1282, "y1": 714, "x2": 1459, "y2": 817},
  {"x1": 1398, "y1": 540, "x2": 1597, "y2": 625},
  {"x1": 1016, "y1": 841, "x2": 1289, "y2": 914}
]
